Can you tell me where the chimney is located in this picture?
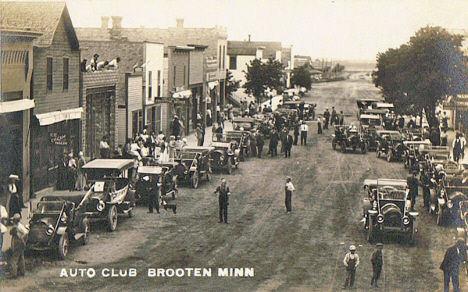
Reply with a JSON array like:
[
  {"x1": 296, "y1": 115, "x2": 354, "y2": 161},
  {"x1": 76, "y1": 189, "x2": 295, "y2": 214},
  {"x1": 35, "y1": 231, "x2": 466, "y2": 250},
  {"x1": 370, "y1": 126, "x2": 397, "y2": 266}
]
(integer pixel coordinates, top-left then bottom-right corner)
[
  {"x1": 111, "y1": 16, "x2": 123, "y2": 30},
  {"x1": 248, "y1": 34, "x2": 251, "y2": 42},
  {"x1": 101, "y1": 16, "x2": 109, "y2": 29},
  {"x1": 176, "y1": 18, "x2": 184, "y2": 28}
]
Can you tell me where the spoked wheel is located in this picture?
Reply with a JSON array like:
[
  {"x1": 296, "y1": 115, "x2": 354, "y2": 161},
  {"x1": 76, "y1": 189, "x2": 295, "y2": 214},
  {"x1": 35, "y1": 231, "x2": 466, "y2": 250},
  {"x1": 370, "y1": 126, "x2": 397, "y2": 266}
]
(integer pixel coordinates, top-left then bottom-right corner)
[
  {"x1": 206, "y1": 168, "x2": 212, "y2": 182},
  {"x1": 386, "y1": 152, "x2": 393, "y2": 162},
  {"x1": 58, "y1": 232, "x2": 69, "y2": 260},
  {"x1": 108, "y1": 205, "x2": 118, "y2": 232},
  {"x1": 80, "y1": 219, "x2": 90, "y2": 245},
  {"x1": 376, "y1": 147, "x2": 381, "y2": 157},
  {"x1": 191, "y1": 171, "x2": 199, "y2": 189}
]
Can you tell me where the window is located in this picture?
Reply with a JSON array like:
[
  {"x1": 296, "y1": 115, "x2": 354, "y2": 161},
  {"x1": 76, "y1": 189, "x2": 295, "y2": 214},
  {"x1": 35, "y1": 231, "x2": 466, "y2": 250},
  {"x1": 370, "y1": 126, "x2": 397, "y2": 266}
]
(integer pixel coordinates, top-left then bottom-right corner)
[
  {"x1": 218, "y1": 46, "x2": 222, "y2": 69},
  {"x1": 148, "y1": 71, "x2": 152, "y2": 100},
  {"x1": 47, "y1": 57, "x2": 53, "y2": 90},
  {"x1": 183, "y1": 65, "x2": 186, "y2": 84},
  {"x1": 222, "y1": 46, "x2": 226, "y2": 70},
  {"x1": 173, "y1": 66, "x2": 176, "y2": 87},
  {"x1": 229, "y1": 56, "x2": 237, "y2": 70},
  {"x1": 63, "y1": 58, "x2": 69, "y2": 91},
  {"x1": 157, "y1": 70, "x2": 161, "y2": 97},
  {"x1": 132, "y1": 110, "x2": 143, "y2": 136}
]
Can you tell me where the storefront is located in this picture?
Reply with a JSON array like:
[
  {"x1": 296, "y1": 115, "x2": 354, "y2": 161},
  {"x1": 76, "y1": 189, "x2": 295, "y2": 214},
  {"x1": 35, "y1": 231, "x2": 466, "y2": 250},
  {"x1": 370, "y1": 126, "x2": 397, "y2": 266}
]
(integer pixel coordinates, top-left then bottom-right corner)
[
  {"x1": 172, "y1": 90, "x2": 192, "y2": 136},
  {"x1": 31, "y1": 108, "x2": 82, "y2": 192},
  {"x1": 206, "y1": 81, "x2": 218, "y2": 126}
]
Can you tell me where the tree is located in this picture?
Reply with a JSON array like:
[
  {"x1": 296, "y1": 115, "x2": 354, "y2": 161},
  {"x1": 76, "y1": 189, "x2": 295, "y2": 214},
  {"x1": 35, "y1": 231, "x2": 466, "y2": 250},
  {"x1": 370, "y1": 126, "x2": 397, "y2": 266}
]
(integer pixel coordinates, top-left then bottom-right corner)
[
  {"x1": 243, "y1": 57, "x2": 284, "y2": 103},
  {"x1": 373, "y1": 26, "x2": 468, "y2": 126},
  {"x1": 225, "y1": 69, "x2": 240, "y2": 99},
  {"x1": 291, "y1": 65, "x2": 312, "y2": 90}
]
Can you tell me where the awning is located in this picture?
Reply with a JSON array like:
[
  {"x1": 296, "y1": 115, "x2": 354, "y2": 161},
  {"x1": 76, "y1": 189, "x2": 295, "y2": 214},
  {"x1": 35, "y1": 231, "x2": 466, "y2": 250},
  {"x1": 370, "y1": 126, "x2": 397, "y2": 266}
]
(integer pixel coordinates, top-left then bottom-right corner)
[
  {"x1": 208, "y1": 81, "x2": 218, "y2": 90},
  {"x1": 35, "y1": 107, "x2": 83, "y2": 126},
  {"x1": 172, "y1": 90, "x2": 192, "y2": 99},
  {"x1": 0, "y1": 99, "x2": 35, "y2": 113}
]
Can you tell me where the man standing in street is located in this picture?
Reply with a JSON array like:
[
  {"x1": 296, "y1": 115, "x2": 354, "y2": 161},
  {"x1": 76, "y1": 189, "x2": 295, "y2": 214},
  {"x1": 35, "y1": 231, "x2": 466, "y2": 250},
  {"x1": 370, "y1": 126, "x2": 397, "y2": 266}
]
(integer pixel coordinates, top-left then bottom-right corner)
[
  {"x1": 331, "y1": 106, "x2": 337, "y2": 126},
  {"x1": 214, "y1": 178, "x2": 230, "y2": 224},
  {"x1": 293, "y1": 121, "x2": 300, "y2": 145},
  {"x1": 371, "y1": 243, "x2": 384, "y2": 288},
  {"x1": 285, "y1": 131, "x2": 294, "y2": 158},
  {"x1": 195, "y1": 125, "x2": 204, "y2": 146},
  {"x1": 269, "y1": 129, "x2": 279, "y2": 157},
  {"x1": 323, "y1": 108, "x2": 330, "y2": 129},
  {"x1": 300, "y1": 121, "x2": 309, "y2": 146},
  {"x1": 9, "y1": 214, "x2": 29, "y2": 278},
  {"x1": 256, "y1": 131, "x2": 264, "y2": 158},
  {"x1": 440, "y1": 237, "x2": 467, "y2": 292},
  {"x1": 147, "y1": 176, "x2": 160, "y2": 214},
  {"x1": 285, "y1": 177, "x2": 295, "y2": 213},
  {"x1": 339, "y1": 110, "x2": 345, "y2": 126},
  {"x1": 407, "y1": 170, "x2": 419, "y2": 211},
  {"x1": 342, "y1": 245, "x2": 360, "y2": 290}
]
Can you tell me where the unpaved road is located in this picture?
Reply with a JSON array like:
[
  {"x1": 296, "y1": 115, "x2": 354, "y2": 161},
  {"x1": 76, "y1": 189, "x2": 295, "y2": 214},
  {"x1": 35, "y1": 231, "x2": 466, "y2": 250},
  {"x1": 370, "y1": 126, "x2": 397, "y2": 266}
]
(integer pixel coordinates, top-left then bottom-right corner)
[{"x1": 1, "y1": 77, "x2": 461, "y2": 292}]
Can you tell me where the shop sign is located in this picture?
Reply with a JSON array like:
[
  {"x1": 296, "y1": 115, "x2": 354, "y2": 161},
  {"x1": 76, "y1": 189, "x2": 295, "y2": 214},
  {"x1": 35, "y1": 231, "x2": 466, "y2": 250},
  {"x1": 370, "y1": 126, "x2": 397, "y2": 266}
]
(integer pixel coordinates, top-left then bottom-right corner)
[{"x1": 50, "y1": 132, "x2": 68, "y2": 145}]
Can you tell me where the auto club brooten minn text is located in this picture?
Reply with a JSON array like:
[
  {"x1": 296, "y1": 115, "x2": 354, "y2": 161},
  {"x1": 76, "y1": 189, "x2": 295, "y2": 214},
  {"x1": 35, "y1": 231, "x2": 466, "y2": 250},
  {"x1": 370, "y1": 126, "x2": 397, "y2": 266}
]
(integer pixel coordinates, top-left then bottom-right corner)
[{"x1": 59, "y1": 268, "x2": 255, "y2": 278}]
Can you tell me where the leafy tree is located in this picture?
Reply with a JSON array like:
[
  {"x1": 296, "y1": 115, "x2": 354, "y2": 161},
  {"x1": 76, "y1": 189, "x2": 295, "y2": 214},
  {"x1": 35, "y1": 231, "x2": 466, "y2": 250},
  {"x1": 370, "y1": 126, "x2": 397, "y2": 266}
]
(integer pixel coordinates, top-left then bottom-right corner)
[
  {"x1": 373, "y1": 26, "x2": 468, "y2": 126},
  {"x1": 225, "y1": 69, "x2": 241, "y2": 99},
  {"x1": 243, "y1": 57, "x2": 284, "y2": 103},
  {"x1": 291, "y1": 64, "x2": 312, "y2": 90}
]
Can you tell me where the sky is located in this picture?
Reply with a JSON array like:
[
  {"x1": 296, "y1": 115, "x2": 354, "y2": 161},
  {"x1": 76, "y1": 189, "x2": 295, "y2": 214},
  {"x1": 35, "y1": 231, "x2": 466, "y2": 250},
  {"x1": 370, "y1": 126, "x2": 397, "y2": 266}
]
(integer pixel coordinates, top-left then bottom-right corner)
[{"x1": 62, "y1": 0, "x2": 468, "y2": 62}]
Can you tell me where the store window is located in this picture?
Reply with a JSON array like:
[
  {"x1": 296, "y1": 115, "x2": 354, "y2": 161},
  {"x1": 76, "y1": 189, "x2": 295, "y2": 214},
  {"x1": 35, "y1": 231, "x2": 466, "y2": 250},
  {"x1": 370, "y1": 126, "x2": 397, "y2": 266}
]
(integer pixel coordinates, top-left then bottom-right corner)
[
  {"x1": 148, "y1": 71, "x2": 152, "y2": 100},
  {"x1": 47, "y1": 57, "x2": 53, "y2": 91},
  {"x1": 229, "y1": 56, "x2": 237, "y2": 69},
  {"x1": 132, "y1": 110, "x2": 143, "y2": 137},
  {"x1": 63, "y1": 58, "x2": 69, "y2": 91}
]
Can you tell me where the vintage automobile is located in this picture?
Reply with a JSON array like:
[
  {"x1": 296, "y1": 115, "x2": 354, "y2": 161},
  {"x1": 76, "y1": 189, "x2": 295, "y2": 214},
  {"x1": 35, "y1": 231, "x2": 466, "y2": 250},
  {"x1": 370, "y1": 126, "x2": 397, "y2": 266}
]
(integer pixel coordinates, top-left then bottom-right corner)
[
  {"x1": 81, "y1": 159, "x2": 136, "y2": 231},
  {"x1": 331, "y1": 125, "x2": 367, "y2": 154},
  {"x1": 232, "y1": 117, "x2": 256, "y2": 131},
  {"x1": 225, "y1": 130, "x2": 251, "y2": 160},
  {"x1": 303, "y1": 103, "x2": 316, "y2": 120},
  {"x1": 419, "y1": 145, "x2": 450, "y2": 172},
  {"x1": 210, "y1": 141, "x2": 240, "y2": 174},
  {"x1": 436, "y1": 186, "x2": 468, "y2": 226},
  {"x1": 356, "y1": 98, "x2": 383, "y2": 118},
  {"x1": 27, "y1": 193, "x2": 90, "y2": 259},
  {"x1": 402, "y1": 128, "x2": 423, "y2": 141},
  {"x1": 362, "y1": 179, "x2": 419, "y2": 244},
  {"x1": 177, "y1": 146, "x2": 214, "y2": 188},
  {"x1": 135, "y1": 165, "x2": 178, "y2": 204},
  {"x1": 375, "y1": 130, "x2": 406, "y2": 162},
  {"x1": 403, "y1": 140, "x2": 432, "y2": 171},
  {"x1": 359, "y1": 114, "x2": 382, "y2": 131}
]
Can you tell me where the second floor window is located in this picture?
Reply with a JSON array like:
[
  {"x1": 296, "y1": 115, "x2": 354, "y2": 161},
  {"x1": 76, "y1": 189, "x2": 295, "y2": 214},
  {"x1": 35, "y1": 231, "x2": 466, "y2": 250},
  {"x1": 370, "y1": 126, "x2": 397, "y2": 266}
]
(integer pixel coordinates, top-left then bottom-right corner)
[
  {"x1": 148, "y1": 71, "x2": 152, "y2": 100},
  {"x1": 47, "y1": 57, "x2": 53, "y2": 90},
  {"x1": 229, "y1": 56, "x2": 237, "y2": 70},
  {"x1": 173, "y1": 66, "x2": 176, "y2": 87},
  {"x1": 63, "y1": 58, "x2": 69, "y2": 91}
]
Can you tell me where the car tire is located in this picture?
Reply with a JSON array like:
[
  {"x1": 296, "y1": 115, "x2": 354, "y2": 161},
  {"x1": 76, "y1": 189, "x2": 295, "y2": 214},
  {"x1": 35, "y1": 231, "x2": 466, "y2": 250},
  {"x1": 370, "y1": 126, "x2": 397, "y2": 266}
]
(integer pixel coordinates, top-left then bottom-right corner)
[
  {"x1": 128, "y1": 207, "x2": 135, "y2": 218},
  {"x1": 367, "y1": 216, "x2": 374, "y2": 242},
  {"x1": 386, "y1": 152, "x2": 392, "y2": 162},
  {"x1": 352, "y1": 146, "x2": 357, "y2": 152},
  {"x1": 58, "y1": 232, "x2": 69, "y2": 260},
  {"x1": 108, "y1": 205, "x2": 118, "y2": 232},
  {"x1": 80, "y1": 219, "x2": 90, "y2": 245},
  {"x1": 340, "y1": 142, "x2": 346, "y2": 153},
  {"x1": 206, "y1": 168, "x2": 212, "y2": 182},
  {"x1": 376, "y1": 147, "x2": 381, "y2": 158},
  {"x1": 191, "y1": 171, "x2": 199, "y2": 189},
  {"x1": 227, "y1": 158, "x2": 232, "y2": 175},
  {"x1": 437, "y1": 206, "x2": 444, "y2": 226}
]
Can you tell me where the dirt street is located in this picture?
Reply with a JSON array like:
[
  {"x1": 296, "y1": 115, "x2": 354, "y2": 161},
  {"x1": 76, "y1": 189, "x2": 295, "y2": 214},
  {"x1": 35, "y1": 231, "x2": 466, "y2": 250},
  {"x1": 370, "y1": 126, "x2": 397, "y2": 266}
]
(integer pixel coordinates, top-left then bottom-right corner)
[{"x1": 1, "y1": 77, "x2": 461, "y2": 292}]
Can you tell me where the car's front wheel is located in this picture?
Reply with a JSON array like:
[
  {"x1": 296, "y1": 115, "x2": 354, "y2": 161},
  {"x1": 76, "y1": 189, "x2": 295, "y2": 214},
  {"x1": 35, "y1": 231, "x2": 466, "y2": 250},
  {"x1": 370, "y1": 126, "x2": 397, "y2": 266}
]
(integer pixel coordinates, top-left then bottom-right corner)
[
  {"x1": 80, "y1": 219, "x2": 90, "y2": 245},
  {"x1": 191, "y1": 171, "x2": 199, "y2": 189},
  {"x1": 376, "y1": 146, "x2": 381, "y2": 158},
  {"x1": 58, "y1": 232, "x2": 69, "y2": 260},
  {"x1": 108, "y1": 205, "x2": 118, "y2": 232},
  {"x1": 386, "y1": 151, "x2": 393, "y2": 162}
]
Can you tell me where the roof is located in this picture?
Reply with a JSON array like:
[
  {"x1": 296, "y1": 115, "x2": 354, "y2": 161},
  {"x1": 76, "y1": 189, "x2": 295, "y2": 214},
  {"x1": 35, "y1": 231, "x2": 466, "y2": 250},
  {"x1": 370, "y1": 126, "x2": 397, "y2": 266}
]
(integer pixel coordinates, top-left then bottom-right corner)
[
  {"x1": 82, "y1": 159, "x2": 135, "y2": 170},
  {"x1": 0, "y1": 1, "x2": 79, "y2": 49},
  {"x1": 227, "y1": 40, "x2": 282, "y2": 59}
]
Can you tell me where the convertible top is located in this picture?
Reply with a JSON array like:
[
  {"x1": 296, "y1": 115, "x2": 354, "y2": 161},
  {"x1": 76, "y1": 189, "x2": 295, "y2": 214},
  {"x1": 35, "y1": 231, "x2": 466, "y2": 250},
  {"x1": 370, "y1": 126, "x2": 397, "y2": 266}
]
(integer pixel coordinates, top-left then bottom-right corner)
[
  {"x1": 376, "y1": 179, "x2": 407, "y2": 188},
  {"x1": 374, "y1": 103, "x2": 394, "y2": 108},
  {"x1": 138, "y1": 166, "x2": 164, "y2": 175},
  {"x1": 232, "y1": 117, "x2": 255, "y2": 123},
  {"x1": 82, "y1": 159, "x2": 135, "y2": 170},
  {"x1": 182, "y1": 146, "x2": 214, "y2": 153},
  {"x1": 210, "y1": 142, "x2": 231, "y2": 148},
  {"x1": 360, "y1": 114, "x2": 381, "y2": 120}
]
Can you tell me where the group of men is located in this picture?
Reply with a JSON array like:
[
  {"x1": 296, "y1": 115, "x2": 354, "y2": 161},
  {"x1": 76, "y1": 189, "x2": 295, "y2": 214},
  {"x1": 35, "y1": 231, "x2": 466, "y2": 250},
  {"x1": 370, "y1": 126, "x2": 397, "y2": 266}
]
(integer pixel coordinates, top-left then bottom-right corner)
[{"x1": 323, "y1": 106, "x2": 345, "y2": 129}]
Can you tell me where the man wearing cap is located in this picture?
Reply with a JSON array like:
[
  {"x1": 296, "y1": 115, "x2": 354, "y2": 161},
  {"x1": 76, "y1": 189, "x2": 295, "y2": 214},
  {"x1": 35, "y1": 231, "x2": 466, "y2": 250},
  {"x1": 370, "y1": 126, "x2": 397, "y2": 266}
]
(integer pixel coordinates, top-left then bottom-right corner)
[
  {"x1": 214, "y1": 178, "x2": 230, "y2": 224},
  {"x1": 342, "y1": 245, "x2": 360, "y2": 290},
  {"x1": 440, "y1": 237, "x2": 467, "y2": 292},
  {"x1": 323, "y1": 108, "x2": 330, "y2": 130},
  {"x1": 285, "y1": 177, "x2": 295, "y2": 213},
  {"x1": 407, "y1": 171, "x2": 419, "y2": 211},
  {"x1": 371, "y1": 243, "x2": 384, "y2": 287},
  {"x1": 9, "y1": 214, "x2": 29, "y2": 278}
]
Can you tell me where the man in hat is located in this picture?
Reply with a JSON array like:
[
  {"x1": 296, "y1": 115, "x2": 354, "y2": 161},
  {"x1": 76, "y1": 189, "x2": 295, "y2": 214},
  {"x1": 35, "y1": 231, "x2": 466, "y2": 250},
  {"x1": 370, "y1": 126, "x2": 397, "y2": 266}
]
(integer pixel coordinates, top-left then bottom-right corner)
[
  {"x1": 440, "y1": 237, "x2": 467, "y2": 292},
  {"x1": 343, "y1": 245, "x2": 360, "y2": 290},
  {"x1": 214, "y1": 178, "x2": 230, "y2": 224},
  {"x1": 170, "y1": 115, "x2": 184, "y2": 138},
  {"x1": 9, "y1": 214, "x2": 29, "y2": 278},
  {"x1": 407, "y1": 170, "x2": 419, "y2": 211},
  {"x1": 371, "y1": 243, "x2": 384, "y2": 287},
  {"x1": 300, "y1": 121, "x2": 309, "y2": 146},
  {"x1": 285, "y1": 177, "x2": 295, "y2": 213},
  {"x1": 323, "y1": 108, "x2": 330, "y2": 129},
  {"x1": 6, "y1": 174, "x2": 24, "y2": 221}
]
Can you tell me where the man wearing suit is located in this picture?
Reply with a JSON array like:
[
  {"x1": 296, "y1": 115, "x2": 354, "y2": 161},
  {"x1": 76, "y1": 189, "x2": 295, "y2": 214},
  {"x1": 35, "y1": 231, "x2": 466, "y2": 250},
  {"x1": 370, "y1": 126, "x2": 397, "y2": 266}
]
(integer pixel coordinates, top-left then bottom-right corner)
[
  {"x1": 214, "y1": 178, "x2": 230, "y2": 224},
  {"x1": 256, "y1": 131, "x2": 265, "y2": 158},
  {"x1": 284, "y1": 131, "x2": 294, "y2": 158},
  {"x1": 440, "y1": 237, "x2": 467, "y2": 292}
]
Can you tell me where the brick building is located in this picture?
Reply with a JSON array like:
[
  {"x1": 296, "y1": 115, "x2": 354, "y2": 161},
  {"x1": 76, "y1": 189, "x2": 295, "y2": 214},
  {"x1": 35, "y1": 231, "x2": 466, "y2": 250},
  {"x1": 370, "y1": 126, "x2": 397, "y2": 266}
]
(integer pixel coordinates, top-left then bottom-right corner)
[{"x1": 1, "y1": 2, "x2": 82, "y2": 195}]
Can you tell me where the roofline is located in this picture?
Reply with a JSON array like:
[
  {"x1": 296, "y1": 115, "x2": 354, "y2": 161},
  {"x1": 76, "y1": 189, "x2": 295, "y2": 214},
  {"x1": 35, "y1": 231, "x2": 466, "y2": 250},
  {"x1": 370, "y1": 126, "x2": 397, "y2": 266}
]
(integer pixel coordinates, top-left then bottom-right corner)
[{"x1": 0, "y1": 28, "x2": 43, "y2": 37}]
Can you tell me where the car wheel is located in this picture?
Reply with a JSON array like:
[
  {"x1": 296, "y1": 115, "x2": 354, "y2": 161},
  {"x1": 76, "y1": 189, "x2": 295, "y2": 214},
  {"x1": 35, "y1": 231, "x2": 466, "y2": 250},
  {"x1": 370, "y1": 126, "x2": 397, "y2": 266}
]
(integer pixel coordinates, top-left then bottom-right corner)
[
  {"x1": 206, "y1": 168, "x2": 212, "y2": 182},
  {"x1": 227, "y1": 158, "x2": 232, "y2": 175},
  {"x1": 352, "y1": 146, "x2": 357, "y2": 152},
  {"x1": 437, "y1": 206, "x2": 444, "y2": 226},
  {"x1": 191, "y1": 171, "x2": 199, "y2": 189},
  {"x1": 107, "y1": 205, "x2": 118, "y2": 232},
  {"x1": 58, "y1": 232, "x2": 69, "y2": 260},
  {"x1": 128, "y1": 207, "x2": 135, "y2": 218},
  {"x1": 386, "y1": 152, "x2": 393, "y2": 162},
  {"x1": 340, "y1": 142, "x2": 346, "y2": 153},
  {"x1": 376, "y1": 147, "x2": 381, "y2": 158},
  {"x1": 80, "y1": 219, "x2": 90, "y2": 245},
  {"x1": 367, "y1": 216, "x2": 374, "y2": 242}
]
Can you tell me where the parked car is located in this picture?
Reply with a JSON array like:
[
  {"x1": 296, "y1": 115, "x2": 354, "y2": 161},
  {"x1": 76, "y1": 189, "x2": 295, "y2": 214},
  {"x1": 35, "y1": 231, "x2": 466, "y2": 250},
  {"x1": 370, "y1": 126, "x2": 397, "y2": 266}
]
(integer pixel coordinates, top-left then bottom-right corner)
[
  {"x1": 375, "y1": 130, "x2": 406, "y2": 162},
  {"x1": 362, "y1": 179, "x2": 419, "y2": 244},
  {"x1": 232, "y1": 117, "x2": 256, "y2": 131},
  {"x1": 225, "y1": 130, "x2": 251, "y2": 160},
  {"x1": 436, "y1": 186, "x2": 468, "y2": 226},
  {"x1": 210, "y1": 141, "x2": 240, "y2": 174},
  {"x1": 81, "y1": 159, "x2": 137, "y2": 231},
  {"x1": 332, "y1": 125, "x2": 367, "y2": 154},
  {"x1": 27, "y1": 193, "x2": 90, "y2": 259},
  {"x1": 403, "y1": 140, "x2": 432, "y2": 171},
  {"x1": 135, "y1": 165, "x2": 178, "y2": 204},
  {"x1": 177, "y1": 146, "x2": 214, "y2": 188},
  {"x1": 419, "y1": 145, "x2": 450, "y2": 172}
]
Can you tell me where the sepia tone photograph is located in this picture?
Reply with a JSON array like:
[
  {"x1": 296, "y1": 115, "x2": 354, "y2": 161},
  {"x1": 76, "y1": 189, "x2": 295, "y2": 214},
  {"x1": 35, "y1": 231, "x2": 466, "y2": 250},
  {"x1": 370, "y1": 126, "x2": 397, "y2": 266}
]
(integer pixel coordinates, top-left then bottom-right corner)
[{"x1": 1, "y1": 0, "x2": 468, "y2": 291}]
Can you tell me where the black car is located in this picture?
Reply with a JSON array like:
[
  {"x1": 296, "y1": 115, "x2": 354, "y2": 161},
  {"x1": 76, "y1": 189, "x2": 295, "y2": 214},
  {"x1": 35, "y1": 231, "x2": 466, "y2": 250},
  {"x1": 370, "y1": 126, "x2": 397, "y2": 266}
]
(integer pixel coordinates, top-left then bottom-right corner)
[
  {"x1": 210, "y1": 141, "x2": 240, "y2": 174},
  {"x1": 27, "y1": 193, "x2": 90, "y2": 259},
  {"x1": 135, "y1": 165, "x2": 178, "y2": 203},
  {"x1": 177, "y1": 146, "x2": 214, "y2": 188},
  {"x1": 403, "y1": 140, "x2": 432, "y2": 171},
  {"x1": 332, "y1": 125, "x2": 367, "y2": 154},
  {"x1": 436, "y1": 186, "x2": 468, "y2": 226},
  {"x1": 375, "y1": 130, "x2": 406, "y2": 162}
]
